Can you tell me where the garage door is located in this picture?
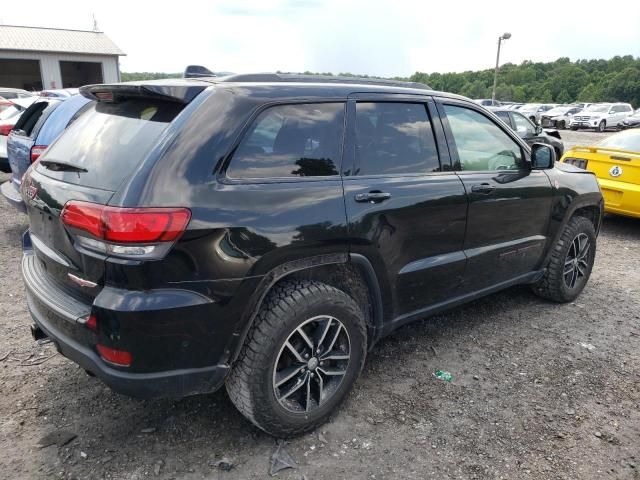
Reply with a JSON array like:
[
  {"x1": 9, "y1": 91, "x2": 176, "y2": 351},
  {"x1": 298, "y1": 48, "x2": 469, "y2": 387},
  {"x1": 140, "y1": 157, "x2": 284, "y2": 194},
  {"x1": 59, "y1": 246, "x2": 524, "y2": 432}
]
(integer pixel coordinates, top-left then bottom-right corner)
[
  {"x1": 0, "y1": 59, "x2": 42, "y2": 91},
  {"x1": 60, "y1": 61, "x2": 103, "y2": 88}
]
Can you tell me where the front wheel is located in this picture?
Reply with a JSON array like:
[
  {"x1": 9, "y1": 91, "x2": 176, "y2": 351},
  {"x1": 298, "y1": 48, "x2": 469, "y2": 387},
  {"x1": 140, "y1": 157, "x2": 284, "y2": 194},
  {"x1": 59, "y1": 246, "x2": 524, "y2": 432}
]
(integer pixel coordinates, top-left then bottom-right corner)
[
  {"x1": 532, "y1": 216, "x2": 596, "y2": 303},
  {"x1": 558, "y1": 120, "x2": 566, "y2": 129},
  {"x1": 226, "y1": 280, "x2": 367, "y2": 437},
  {"x1": 597, "y1": 120, "x2": 606, "y2": 132}
]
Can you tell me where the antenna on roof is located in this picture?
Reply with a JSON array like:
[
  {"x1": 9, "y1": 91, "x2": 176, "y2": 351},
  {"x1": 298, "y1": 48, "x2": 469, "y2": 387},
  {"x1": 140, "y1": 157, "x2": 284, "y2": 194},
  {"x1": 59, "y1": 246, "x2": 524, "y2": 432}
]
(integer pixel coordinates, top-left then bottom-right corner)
[{"x1": 92, "y1": 13, "x2": 99, "y2": 32}]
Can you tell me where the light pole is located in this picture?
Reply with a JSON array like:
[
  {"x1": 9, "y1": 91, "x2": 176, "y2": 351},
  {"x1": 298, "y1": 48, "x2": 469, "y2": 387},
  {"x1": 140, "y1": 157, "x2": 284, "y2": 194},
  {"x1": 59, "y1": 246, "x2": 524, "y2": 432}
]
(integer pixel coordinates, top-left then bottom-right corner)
[{"x1": 492, "y1": 32, "x2": 511, "y2": 102}]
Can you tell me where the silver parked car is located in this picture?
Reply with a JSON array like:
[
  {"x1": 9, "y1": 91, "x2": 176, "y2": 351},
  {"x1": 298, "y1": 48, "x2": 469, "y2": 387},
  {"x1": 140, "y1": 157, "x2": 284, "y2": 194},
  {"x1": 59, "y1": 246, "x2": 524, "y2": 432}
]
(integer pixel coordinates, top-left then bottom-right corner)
[
  {"x1": 518, "y1": 103, "x2": 557, "y2": 125},
  {"x1": 540, "y1": 105, "x2": 583, "y2": 129}
]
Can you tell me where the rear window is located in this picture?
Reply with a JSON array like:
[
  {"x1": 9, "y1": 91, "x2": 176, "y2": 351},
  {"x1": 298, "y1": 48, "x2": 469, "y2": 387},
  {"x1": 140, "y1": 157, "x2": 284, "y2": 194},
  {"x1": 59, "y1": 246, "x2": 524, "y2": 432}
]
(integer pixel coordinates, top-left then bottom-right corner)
[
  {"x1": 13, "y1": 101, "x2": 50, "y2": 136},
  {"x1": 36, "y1": 99, "x2": 184, "y2": 190},
  {"x1": 227, "y1": 103, "x2": 345, "y2": 179}
]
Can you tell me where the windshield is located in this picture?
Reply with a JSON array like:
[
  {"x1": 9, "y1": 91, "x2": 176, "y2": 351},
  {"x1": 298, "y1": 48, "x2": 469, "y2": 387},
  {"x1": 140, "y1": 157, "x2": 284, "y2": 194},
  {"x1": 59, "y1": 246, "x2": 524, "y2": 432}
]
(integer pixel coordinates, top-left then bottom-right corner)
[
  {"x1": 36, "y1": 98, "x2": 184, "y2": 190},
  {"x1": 520, "y1": 104, "x2": 540, "y2": 112},
  {"x1": 597, "y1": 131, "x2": 640, "y2": 152},
  {"x1": 586, "y1": 104, "x2": 610, "y2": 113}
]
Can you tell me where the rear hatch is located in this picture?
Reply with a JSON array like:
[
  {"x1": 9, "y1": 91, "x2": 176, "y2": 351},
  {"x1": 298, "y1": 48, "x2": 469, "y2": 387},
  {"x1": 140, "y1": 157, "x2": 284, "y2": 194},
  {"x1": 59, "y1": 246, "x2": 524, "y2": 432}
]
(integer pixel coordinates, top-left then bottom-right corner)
[
  {"x1": 22, "y1": 81, "x2": 208, "y2": 300},
  {"x1": 7, "y1": 100, "x2": 60, "y2": 185}
]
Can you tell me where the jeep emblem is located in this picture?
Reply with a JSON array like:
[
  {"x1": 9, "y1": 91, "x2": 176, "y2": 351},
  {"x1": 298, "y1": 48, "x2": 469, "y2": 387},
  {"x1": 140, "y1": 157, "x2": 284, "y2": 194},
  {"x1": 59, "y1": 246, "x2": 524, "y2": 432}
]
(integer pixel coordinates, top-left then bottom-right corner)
[{"x1": 609, "y1": 165, "x2": 623, "y2": 177}]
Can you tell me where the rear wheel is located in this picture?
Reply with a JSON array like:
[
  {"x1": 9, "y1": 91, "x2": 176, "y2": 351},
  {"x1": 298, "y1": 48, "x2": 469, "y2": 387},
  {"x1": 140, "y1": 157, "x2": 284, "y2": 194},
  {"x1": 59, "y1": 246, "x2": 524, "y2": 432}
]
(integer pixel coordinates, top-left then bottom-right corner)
[
  {"x1": 597, "y1": 120, "x2": 606, "y2": 132},
  {"x1": 532, "y1": 216, "x2": 596, "y2": 303},
  {"x1": 226, "y1": 280, "x2": 367, "y2": 437}
]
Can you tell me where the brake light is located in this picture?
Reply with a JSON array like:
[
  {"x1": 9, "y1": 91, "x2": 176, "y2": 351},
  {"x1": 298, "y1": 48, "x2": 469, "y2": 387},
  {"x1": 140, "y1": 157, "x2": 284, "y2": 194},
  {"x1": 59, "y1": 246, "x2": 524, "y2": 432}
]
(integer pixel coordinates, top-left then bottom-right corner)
[
  {"x1": 96, "y1": 344, "x2": 132, "y2": 367},
  {"x1": 61, "y1": 201, "x2": 191, "y2": 259},
  {"x1": 30, "y1": 145, "x2": 47, "y2": 162},
  {"x1": 0, "y1": 124, "x2": 13, "y2": 136}
]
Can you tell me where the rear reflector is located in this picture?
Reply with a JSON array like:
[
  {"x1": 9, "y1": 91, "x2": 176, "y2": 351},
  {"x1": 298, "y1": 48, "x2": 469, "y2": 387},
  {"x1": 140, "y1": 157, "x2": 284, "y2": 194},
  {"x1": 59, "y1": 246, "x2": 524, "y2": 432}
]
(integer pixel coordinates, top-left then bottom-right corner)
[
  {"x1": 96, "y1": 344, "x2": 132, "y2": 367},
  {"x1": 61, "y1": 201, "x2": 191, "y2": 243},
  {"x1": 30, "y1": 145, "x2": 47, "y2": 163},
  {"x1": 0, "y1": 124, "x2": 13, "y2": 136},
  {"x1": 86, "y1": 314, "x2": 97, "y2": 332}
]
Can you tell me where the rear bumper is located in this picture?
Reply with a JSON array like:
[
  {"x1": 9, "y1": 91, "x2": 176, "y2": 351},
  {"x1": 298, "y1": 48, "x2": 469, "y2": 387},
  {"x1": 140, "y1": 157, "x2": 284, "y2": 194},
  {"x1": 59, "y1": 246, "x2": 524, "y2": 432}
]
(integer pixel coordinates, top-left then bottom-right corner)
[
  {"x1": 27, "y1": 292, "x2": 229, "y2": 398},
  {"x1": 1, "y1": 179, "x2": 26, "y2": 212},
  {"x1": 21, "y1": 236, "x2": 230, "y2": 399},
  {"x1": 599, "y1": 178, "x2": 640, "y2": 218}
]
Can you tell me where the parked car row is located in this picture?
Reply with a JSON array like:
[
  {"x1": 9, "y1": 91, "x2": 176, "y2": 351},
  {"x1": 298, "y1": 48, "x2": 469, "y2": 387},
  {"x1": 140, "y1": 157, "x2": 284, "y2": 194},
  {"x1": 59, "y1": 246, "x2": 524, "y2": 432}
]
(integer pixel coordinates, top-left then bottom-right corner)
[
  {"x1": 478, "y1": 99, "x2": 636, "y2": 131},
  {"x1": 0, "y1": 93, "x2": 92, "y2": 206}
]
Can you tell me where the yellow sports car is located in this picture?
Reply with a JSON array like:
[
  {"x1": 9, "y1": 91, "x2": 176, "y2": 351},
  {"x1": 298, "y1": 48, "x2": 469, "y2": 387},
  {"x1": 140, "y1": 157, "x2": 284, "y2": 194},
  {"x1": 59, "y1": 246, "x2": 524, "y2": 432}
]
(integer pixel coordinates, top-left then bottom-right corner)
[{"x1": 561, "y1": 129, "x2": 640, "y2": 218}]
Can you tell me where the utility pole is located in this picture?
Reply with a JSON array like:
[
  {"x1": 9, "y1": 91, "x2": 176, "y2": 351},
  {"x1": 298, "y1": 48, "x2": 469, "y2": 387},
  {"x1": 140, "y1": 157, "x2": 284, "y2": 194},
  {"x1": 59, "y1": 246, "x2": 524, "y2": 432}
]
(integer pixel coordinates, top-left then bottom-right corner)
[{"x1": 492, "y1": 32, "x2": 511, "y2": 102}]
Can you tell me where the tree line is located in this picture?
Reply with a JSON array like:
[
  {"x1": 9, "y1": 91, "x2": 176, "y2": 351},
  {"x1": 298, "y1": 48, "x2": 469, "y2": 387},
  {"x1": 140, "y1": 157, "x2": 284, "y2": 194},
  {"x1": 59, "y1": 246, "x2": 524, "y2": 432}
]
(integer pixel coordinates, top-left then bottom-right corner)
[{"x1": 121, "y1": 55, "x2": 640, "y2": 107}]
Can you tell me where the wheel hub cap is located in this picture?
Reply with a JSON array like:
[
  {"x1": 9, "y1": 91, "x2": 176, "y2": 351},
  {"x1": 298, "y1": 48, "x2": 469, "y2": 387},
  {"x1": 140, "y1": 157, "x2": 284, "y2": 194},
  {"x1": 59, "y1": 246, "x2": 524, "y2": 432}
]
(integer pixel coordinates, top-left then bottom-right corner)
[{"x1": 307, "y1": 357, "x2": 319, "y2": 371}]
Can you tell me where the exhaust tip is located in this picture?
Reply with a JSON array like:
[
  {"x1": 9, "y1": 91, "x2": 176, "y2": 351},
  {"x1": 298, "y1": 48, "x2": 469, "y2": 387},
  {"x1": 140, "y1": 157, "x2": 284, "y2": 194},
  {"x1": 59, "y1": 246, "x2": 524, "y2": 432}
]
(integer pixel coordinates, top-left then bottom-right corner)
[{"x1": 30, "y1": 324, "x2": 47, "y2": 341}]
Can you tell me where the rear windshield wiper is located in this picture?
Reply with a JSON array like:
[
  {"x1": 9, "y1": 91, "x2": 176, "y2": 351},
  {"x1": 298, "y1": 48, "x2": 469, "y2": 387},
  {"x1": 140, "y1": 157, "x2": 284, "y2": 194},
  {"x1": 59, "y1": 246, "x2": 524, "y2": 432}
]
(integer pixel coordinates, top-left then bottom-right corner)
[{"x1": 39, "y1": 160, "x2": 88, "y2": 173}]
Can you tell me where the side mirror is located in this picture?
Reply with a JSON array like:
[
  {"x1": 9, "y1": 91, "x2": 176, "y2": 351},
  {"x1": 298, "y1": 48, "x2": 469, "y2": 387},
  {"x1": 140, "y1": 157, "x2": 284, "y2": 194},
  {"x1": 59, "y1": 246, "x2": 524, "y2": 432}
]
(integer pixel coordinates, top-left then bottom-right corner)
[
  {"x1": 531, "y1": 143, "x2": 556, "y2": 169},
  {"x1": 535, "y1": 125, "x2": 543, "y2": 135}
]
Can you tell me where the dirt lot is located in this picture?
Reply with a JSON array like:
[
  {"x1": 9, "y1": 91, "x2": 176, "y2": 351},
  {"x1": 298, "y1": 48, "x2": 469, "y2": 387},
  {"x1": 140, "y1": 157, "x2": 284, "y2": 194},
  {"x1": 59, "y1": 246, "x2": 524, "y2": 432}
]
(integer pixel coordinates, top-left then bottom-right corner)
[{"x1": 1, "y1": 130, "x2": 639, "y2": 480}]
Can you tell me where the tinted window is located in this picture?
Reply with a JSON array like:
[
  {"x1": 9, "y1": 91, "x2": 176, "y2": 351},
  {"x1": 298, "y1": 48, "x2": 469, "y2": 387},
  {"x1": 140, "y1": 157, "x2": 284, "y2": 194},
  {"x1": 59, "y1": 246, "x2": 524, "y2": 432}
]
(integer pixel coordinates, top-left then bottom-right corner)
[
  {"x1": 228, "y1": 103, "x2": 344, "y2": 179},
  {"x1": 444, "y1": 104, "x2": 524, "y2": 171},
  {"x1": 355, "y1": 102, "x2": 440, "y2": 175},
  {"x1": 36, "y1": 99, "x2": 184, "y2": 190}
]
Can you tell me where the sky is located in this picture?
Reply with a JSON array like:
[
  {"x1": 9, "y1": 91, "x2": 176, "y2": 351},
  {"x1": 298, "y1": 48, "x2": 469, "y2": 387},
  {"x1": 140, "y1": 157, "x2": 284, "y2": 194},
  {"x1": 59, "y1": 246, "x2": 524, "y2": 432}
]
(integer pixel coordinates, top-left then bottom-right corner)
[{"x1": 2, "y1": 0, "x2": 640, "y2": 76}]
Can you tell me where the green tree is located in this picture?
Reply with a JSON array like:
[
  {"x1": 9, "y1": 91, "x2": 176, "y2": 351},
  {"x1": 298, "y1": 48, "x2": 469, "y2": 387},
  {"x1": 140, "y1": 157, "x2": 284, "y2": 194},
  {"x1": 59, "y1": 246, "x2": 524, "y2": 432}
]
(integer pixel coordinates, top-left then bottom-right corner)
[
  {"x1": 555, "y1": 89, "x2": 572, "y2": 104},
  {"x1": 602, "y1": 67, "x2": 640, "y2": 106},
  {"x1": 577, "y1": 83, "x2": 603, "y2": 103}
]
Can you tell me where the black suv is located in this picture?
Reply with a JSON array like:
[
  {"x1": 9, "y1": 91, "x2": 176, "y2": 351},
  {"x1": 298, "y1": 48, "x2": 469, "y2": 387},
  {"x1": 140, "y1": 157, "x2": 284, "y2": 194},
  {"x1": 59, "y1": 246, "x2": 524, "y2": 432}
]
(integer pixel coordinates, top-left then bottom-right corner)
[{"x1": 21, "y1": 75, "x2": 603, "y2": 437}]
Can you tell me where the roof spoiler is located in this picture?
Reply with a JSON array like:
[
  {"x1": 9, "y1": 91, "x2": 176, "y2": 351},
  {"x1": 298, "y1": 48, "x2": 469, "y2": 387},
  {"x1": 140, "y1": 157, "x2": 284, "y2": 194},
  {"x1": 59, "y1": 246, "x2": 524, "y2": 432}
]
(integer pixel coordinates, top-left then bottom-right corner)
[
  {"x1": 183, "y1": 65, "x2": 215, "y2": 78},
  {"x1": 80, "y1": 81, "x2": 208, "y2": 104}
]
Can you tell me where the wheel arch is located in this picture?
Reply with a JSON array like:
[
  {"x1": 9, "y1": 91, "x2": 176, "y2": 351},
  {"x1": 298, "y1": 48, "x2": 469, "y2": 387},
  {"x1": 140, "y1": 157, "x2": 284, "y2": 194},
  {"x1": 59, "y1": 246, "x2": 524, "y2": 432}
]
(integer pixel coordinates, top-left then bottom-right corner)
[{"x1": 228, "y1": 253, "x2": 386, "y2": 366}]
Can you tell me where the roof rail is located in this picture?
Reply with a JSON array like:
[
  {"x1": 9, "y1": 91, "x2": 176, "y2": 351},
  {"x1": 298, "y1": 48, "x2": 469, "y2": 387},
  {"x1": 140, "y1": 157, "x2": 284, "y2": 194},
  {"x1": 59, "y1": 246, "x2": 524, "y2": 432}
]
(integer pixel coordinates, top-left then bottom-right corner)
[{"x1": 212, "y1": 73, "x2": 431, "y2": 90}]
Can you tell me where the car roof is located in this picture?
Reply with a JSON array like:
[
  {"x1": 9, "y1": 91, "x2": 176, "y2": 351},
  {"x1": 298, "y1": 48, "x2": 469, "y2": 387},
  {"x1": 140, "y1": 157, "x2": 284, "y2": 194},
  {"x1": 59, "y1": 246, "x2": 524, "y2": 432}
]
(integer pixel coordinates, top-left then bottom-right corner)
[{"x1": 83, "y1": 76, "x2": 470, "y2": 104}]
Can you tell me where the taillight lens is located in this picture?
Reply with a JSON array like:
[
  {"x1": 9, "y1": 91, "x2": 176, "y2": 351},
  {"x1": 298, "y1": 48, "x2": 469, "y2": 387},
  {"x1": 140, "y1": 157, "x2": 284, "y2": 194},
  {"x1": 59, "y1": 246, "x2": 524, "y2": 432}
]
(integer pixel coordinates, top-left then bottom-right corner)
[
  {"x1": 0, "y1": 124, "x2": 13, "y2": 136},
  {"x1": 61, "y1": 201, "x2": 191, "y2": 259},
  {"x1": 96, "y1": 344, "x2": 132, "y2": 367},
  {"x1": 30, "y1": 145, "x2": 47, "y2": 163}
]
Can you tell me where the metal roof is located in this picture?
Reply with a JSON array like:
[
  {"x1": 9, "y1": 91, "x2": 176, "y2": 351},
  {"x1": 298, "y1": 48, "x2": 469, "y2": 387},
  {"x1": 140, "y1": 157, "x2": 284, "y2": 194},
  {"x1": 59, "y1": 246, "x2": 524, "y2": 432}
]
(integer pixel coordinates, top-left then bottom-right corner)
[{"x1": 0, "y1": 25, "x2": 125, "y2": 56}]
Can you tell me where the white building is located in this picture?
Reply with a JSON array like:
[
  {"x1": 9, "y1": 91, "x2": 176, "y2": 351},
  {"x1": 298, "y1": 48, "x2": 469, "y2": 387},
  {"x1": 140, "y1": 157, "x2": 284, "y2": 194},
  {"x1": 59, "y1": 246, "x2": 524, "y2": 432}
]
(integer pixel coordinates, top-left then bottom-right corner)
[{"x1": 0, "y1": 25, "x2": 125, "y2": 91}]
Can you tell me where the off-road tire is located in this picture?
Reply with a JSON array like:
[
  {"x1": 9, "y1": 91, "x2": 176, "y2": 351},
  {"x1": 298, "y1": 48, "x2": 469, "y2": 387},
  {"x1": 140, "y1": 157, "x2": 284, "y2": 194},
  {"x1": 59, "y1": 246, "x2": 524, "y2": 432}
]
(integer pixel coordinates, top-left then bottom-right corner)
[
  {"x1": 532, "y1": 216, "x2": 596, "y2": 303},
  {"x1": 226, "y1": 280, "x2": 367, "y2": 437}
]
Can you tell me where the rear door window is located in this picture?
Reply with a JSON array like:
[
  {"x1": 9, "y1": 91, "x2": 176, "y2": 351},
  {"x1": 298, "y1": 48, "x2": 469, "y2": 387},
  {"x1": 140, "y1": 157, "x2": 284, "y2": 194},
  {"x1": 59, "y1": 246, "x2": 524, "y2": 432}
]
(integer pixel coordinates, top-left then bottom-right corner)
[
  {"x1": 35, "y1": 99, "x2": 184, "y2": 190},
  {"x1": 227, "y1": 103, "x2": 345, "y2": 179},
  {"x1": 354, "y1": 102, "x2": 440, "y2": 175}
]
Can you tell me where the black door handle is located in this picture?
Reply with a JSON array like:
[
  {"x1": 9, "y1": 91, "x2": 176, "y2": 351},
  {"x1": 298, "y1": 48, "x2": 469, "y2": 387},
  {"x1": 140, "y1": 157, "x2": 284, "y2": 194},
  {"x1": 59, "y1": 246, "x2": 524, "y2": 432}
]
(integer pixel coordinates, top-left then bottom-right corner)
[
  {"x1": 471, "y1": 183, "x2": 496, "y2": 194},
  {"x1": 355, "y1": 192, "x2": 392, "y2": 203}
]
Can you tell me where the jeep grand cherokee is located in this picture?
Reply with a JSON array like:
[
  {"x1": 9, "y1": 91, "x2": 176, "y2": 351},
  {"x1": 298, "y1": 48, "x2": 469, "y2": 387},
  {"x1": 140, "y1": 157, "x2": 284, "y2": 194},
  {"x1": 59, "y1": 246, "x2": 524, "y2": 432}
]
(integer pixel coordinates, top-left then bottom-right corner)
[{"x1": 21, "y1": 74, "x2": 603, "y2": 437}]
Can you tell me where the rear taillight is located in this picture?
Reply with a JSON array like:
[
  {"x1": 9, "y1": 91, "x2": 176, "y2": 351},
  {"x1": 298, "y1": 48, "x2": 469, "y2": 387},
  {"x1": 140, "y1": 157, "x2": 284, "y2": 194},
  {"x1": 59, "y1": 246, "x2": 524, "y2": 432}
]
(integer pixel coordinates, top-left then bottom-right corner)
[
  {"x1": 30, "y1": 145, "x2": 47, "y2": 163},
  {"x1": 61, "y1": 201, "x2": 191, "y2": 259},
  {"x1": 96, "y1": 344, "x2": 132, "y2": 367},
  {"x1": 0, "y1": 124, "x2": 13, "y2": 136}
]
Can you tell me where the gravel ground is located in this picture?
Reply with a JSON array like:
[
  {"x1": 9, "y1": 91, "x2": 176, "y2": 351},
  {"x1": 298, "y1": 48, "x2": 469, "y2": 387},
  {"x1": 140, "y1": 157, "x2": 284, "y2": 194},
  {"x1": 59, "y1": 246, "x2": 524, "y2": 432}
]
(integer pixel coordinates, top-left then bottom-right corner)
[{"x1": 1, "y1": 130, "x2": 639, "y2": 480}]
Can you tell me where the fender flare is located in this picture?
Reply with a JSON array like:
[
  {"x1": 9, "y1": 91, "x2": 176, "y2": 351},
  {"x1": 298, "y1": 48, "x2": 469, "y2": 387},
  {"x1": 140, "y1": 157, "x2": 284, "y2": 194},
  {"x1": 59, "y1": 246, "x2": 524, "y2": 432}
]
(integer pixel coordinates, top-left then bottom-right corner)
[
  {"x1": 541, "y1": 193, "x2": 603, "y2": 268},
  {"x1": 227, "y1": 252, "x2": 387, "y2": 364}
]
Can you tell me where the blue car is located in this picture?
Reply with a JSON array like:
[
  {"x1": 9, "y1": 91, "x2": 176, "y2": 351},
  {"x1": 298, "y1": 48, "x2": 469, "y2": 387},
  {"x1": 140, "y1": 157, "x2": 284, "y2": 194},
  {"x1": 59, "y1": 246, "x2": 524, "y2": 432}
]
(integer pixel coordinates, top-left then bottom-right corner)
[{"x1": 1, "y1": 94, "x2": 92, "y2": 211}]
